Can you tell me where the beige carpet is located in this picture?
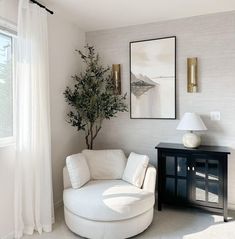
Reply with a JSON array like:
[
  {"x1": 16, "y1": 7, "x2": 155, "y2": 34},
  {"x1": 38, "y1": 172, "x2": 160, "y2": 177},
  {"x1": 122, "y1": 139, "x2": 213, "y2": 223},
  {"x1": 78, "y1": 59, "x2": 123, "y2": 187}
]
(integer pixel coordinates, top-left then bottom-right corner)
[{"x1": 22, "y1": 206, "x2": 235, "y2": 239}]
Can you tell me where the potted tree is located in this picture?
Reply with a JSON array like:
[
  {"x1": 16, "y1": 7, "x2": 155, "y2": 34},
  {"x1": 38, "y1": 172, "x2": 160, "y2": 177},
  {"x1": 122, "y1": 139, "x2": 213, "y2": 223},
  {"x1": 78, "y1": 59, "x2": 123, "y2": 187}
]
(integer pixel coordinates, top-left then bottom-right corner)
[{"x1": 64, "y1": 45, "x2": 128, "y2": 149}]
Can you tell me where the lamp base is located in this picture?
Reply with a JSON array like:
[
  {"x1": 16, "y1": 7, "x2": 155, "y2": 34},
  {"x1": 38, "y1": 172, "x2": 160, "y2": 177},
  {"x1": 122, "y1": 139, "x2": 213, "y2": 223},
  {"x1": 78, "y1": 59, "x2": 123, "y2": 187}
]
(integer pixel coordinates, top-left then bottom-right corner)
[{"x1": 182, "y1": 132, "x2": 201, "y2": 148}]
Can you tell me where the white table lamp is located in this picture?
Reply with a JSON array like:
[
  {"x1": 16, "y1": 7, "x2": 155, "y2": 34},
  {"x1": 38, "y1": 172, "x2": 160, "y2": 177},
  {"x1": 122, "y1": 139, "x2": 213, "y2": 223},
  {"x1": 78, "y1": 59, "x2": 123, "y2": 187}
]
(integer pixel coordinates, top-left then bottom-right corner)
[{"x1": 177, "y1": 112, "x2": 207, "y2": 148}]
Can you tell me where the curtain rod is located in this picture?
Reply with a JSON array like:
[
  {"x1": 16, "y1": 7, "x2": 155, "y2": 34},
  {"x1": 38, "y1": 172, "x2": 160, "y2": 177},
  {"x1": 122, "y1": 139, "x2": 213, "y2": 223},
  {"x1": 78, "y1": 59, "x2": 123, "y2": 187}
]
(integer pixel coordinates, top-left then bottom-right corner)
[{"x1": 30, "y1": 0, "x2": 54, "y2": 15}]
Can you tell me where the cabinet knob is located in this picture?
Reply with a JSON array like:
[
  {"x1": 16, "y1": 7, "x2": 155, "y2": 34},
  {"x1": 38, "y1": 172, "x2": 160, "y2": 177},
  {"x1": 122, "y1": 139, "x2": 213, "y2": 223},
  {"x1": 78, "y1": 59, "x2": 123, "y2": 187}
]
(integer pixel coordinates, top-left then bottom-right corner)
[
  {"x1": 187, "y1": 166, "x2": 190, "y2": 171},
  {"x1": 192, "y1": 167, "x2": 195, "y2": 171}
]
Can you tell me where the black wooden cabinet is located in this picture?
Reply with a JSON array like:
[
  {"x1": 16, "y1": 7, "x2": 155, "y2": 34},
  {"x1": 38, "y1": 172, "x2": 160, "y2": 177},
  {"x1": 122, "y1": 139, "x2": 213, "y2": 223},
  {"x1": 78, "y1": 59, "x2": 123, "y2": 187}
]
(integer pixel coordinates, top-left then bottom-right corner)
[{"x1": 156, "y1": 143, "x2": 230, "y2": 222}]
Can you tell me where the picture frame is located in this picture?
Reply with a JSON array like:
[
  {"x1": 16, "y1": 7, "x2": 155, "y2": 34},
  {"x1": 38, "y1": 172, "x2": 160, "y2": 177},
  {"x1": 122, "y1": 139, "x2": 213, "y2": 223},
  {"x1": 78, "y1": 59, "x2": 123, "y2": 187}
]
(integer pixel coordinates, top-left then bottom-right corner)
[{"x1": 129, "y1": 36, "x2": 176, "y2": 119}]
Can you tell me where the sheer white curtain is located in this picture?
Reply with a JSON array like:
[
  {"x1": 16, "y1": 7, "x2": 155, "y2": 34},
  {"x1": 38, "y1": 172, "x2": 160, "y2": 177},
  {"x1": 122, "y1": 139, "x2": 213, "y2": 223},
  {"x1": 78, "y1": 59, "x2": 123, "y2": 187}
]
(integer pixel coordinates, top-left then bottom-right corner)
[{"x1": 15, "y1": 0, "x2": 54, "y2": 238}]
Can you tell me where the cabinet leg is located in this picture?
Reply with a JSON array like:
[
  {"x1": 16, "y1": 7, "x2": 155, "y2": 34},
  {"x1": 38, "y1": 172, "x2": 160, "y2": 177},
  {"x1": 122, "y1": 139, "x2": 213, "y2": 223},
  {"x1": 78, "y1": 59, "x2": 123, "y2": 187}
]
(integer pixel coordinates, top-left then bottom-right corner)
[{"x1": 224, "y1": 210, "x2": 228, "y2": 222}]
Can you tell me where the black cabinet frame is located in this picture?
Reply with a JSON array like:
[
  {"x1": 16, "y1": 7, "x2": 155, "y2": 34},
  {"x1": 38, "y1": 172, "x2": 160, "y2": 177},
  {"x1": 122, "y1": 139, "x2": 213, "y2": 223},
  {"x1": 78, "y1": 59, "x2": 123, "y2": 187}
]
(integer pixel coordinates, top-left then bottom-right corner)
[{"x1": 156, "y1": 143, "x2": 230, "y2": 222}]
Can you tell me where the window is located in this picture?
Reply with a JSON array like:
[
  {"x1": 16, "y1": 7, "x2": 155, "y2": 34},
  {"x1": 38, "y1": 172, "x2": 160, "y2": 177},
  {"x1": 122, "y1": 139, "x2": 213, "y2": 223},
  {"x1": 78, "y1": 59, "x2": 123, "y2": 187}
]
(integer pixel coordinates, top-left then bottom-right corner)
[{"x1": 0, "y1": 31, "x2": 14, "y2": 145}]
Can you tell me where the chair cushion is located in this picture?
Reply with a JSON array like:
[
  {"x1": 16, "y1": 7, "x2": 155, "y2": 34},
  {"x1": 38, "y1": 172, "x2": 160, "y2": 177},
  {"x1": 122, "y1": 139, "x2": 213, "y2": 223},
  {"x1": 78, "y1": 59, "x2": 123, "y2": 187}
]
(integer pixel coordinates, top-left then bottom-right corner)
[
  {"x1": 82, "y1": 149, "x2": 127, "y2": 179},
  {"x1": 66, "y1": 153, "x2": 90, "y2": 189},
  {"x1": 122, "y1": 152, "x2": 149, "y2": 188},
  {"x1": 63, "y1": 180, "x2": 154, "y2": 221}
]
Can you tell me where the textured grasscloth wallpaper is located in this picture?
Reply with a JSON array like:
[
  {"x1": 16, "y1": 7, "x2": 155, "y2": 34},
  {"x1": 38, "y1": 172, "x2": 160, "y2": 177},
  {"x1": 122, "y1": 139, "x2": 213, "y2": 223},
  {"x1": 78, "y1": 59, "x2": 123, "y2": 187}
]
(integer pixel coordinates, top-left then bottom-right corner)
[{"x1": 86, "y1": 11, "x2": 235, "y2": 208}]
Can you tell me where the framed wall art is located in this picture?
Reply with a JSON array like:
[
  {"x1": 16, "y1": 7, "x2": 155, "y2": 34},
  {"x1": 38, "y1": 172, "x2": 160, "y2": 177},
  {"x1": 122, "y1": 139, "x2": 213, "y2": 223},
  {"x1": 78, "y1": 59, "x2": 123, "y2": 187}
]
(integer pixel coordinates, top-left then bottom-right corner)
[{"x1": 130, "y1": 36, "x2": 176, "y2": 119}]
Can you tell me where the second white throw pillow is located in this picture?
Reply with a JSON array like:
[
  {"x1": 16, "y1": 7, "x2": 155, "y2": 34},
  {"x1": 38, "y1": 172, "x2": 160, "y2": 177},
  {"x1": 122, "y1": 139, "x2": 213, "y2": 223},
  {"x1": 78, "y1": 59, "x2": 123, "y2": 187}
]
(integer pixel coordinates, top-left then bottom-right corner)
[{"x1": 122, "y1": 152, "x2": 149, "y2": 188}]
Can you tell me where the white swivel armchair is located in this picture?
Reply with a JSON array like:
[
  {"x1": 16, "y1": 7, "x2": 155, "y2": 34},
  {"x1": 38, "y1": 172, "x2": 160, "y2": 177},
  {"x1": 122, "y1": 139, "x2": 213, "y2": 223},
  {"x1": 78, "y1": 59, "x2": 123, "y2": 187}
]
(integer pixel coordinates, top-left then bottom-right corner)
[{"x1": 63, "y1": 149, "x2": 156, "y2": 239}]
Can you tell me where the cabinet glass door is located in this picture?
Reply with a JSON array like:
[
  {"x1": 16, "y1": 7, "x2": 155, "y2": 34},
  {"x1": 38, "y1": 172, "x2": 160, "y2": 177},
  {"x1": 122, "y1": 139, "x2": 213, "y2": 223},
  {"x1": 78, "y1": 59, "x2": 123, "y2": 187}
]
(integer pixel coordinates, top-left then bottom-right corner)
[
  {"x1": 165, "y1": 155, "x2": 176, "y2": 198},
  {"x1": 195, "y1": 159, "x2": 207, "y2": 202},
  {"x1": 192, "y1": 155, "x2": 222, "y2": 208},
  {"x1": 176, "y1": 157, "x2": 188, "y2": 200},
  {"x1": 164, "y1": 154, "x2": 188, "y2": 202},
  {"x1": 208, "y1": 160, "x2": 219, "y2": 203}
]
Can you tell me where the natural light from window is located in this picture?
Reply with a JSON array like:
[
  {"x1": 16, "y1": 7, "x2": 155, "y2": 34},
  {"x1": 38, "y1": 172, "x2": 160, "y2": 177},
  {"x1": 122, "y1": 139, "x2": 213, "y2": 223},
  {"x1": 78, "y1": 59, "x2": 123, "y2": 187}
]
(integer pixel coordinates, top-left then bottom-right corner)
[{"x1": 0, "y1": 32, "x2": 13, "y2": 140}]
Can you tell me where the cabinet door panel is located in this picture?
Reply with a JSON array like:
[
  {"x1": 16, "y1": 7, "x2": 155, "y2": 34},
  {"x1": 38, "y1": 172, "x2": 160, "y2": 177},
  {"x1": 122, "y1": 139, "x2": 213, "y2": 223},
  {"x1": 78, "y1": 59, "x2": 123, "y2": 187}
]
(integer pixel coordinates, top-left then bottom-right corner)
[
  {"x1": 191, "y1": 155, "x2": 223, "y2": 208},
  {"x1": 177, "y1": 179, "x2": 187, "y2": 199},
  {"x1": 166, "y1": 156, "x2": 175, "y2": 176},
  {"x1": 177, "y1": 157, "x2": 187, "y2": 177},
  {"x1": 195, "y1": 180, "x2": 206, "y2": 201},
  {"x1": 208, "y1": 181, "x2": 219, "y2": 203},
  {"x1": 195, "y1": 159, "x2": 206, "y2": 179},
  {"x1": 163, "y1": 153, "x2": 189, "y2": 203},
  {"x1": 166, "y1": 178, "x2": 175, "y2": 196},
  {"x1": 208, "y1": 160, "x2": 219, "y2": 181}
]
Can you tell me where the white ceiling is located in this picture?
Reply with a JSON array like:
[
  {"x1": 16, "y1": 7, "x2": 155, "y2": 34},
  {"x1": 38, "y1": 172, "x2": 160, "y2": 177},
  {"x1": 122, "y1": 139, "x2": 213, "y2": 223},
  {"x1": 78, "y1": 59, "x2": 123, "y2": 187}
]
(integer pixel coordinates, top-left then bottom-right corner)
[{"x1": 47, "y1": 0, "x2": 235, "y2": 32}]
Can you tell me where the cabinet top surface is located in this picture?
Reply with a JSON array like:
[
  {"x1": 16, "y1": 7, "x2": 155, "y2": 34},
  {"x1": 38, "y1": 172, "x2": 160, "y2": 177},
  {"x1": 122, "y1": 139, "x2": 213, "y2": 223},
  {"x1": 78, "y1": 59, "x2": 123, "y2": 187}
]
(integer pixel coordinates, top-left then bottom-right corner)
[{"x1": 155, "y1": 142, "x2": 231, "y2": 154}]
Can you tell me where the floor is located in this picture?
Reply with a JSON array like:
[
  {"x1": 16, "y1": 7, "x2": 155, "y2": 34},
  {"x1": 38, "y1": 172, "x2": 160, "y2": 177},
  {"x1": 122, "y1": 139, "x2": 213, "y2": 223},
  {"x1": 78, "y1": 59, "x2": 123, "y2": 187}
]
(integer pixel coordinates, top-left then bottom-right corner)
[{"x1": 22, "y1": 206, "x2": 235, "y2": 239}]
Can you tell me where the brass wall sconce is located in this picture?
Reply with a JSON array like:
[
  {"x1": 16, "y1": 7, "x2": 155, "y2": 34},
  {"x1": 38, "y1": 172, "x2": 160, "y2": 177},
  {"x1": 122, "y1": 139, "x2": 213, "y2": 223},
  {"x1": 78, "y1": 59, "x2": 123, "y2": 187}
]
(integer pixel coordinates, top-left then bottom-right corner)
[
  {"x1": 112, "y1": 64, "x2": 121, "y2": 95},
  {"x1": 187, "y1": 58, "x2": 198, "y2": 93}
]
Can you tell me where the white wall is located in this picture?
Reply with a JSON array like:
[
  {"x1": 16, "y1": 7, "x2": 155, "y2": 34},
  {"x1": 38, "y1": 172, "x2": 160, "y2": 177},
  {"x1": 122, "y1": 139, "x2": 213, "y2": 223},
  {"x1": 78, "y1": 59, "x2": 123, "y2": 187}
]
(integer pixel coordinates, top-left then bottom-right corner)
[
  {"x1": 0, "y1": 1, "x2": 86, "y2": 238},
  {"x1": 0, "y1": 0, "x2": 18, "y2": 24},
  {"x1": 86, "y1": 11, "x2": 235, "y2": 209},
  {"x1": 48, "y1": 13, "x2": 86, "y2": 207}
]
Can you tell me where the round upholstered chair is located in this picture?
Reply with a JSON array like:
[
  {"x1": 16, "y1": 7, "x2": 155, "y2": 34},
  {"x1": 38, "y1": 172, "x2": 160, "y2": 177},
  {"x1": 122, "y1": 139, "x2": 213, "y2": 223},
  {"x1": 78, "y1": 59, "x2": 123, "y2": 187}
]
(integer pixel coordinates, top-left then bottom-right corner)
[{"x1": 63, "y1": 149, "x2": 156, "y2": 239}]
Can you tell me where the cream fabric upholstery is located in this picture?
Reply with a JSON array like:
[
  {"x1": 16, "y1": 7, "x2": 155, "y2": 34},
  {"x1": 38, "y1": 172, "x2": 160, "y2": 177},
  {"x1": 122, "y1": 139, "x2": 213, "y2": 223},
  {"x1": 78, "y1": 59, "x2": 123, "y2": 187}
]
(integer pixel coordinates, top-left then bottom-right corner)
[
  {"x1": 63, "y1": 149, "x2": 156, "y2": 239},
  {"x1": 63, "y1": 180, "x2": 154, "y2": 221},
  {"x1": 64, "y1": 207, "x2": 154, "y2": 239},
  {"x1": 63, "y1": 167, "x2": 71, "y2": 189},
  {"x1": 66, "y1": 153, "x2": 90, "y2": 189},
  {"x1": 82, "y1": 149, "x2": 127, "y2": 179},
  {"x1": 122, "y1": 152, "x2": 149, "y2": 188},
  {"x1": 63, "y1": 163, "x2": 156, "y2": 191},
  {"x1": 143, "y1": 164, "x2": 157, "y2": 193}
]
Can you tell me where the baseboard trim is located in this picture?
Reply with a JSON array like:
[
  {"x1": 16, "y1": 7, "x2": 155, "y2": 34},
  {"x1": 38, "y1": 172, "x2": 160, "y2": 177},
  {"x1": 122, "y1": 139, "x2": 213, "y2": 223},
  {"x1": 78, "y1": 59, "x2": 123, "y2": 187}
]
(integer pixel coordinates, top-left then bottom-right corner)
[{"x1": 2, "y1": 231, "x2": 14, "y2": 239}]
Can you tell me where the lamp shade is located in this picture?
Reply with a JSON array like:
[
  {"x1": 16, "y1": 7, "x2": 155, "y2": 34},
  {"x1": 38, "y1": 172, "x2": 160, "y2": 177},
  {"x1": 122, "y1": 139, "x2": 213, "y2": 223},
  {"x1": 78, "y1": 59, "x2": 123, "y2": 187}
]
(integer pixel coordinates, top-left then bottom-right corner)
[{"x1": 177, "y1": 112, "x2": 207, "y2": 131}]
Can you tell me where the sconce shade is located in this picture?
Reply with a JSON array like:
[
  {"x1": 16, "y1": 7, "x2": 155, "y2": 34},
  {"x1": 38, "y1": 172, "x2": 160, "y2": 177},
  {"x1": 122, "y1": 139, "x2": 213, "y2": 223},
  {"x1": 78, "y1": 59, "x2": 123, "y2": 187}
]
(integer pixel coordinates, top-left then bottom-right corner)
[
  {"x1": 177, "y1": 112, "x2": 207, "y2": 131},
  {"x1": 112, "y1": 64, "x2": 121, "y2": 95},
  {"x1": 187, "y1": 58, "x2": 198, "y2": 93}
]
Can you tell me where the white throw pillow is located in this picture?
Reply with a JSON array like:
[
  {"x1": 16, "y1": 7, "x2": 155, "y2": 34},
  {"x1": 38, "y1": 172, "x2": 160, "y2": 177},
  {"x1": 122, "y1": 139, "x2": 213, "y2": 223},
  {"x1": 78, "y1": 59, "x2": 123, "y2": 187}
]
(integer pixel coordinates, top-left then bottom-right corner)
[
  {"x1": 66, "y1": 153, "x2": 91, "y2": 189},
  {"x1": 82, "y1": 149, "x2": 127, "y2": 179},
  {"x1": 122, "y1": 152, "x2": 149, "y2": 188}
]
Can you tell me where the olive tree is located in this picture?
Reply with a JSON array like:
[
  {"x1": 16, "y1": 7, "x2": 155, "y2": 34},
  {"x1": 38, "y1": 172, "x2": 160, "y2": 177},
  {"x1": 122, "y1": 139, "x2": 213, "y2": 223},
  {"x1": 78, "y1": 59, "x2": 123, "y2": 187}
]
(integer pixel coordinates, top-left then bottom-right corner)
[{"x1": 64, "y1": 45, "x2": 127, "y2": 149}]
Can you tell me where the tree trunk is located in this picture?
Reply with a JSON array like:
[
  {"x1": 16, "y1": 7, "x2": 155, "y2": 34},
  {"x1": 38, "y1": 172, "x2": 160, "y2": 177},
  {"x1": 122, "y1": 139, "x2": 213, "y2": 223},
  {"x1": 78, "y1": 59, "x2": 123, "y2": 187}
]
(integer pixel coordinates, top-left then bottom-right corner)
[
  {"x1": 89, "y1": 123, "x2": 94, "y2": 149},
  {"x1": 90, "y1": 141, "x2": 93, "y2": 149},
  {"x1": 85, "y1": 122, "x2": 102, "y2": 149}
]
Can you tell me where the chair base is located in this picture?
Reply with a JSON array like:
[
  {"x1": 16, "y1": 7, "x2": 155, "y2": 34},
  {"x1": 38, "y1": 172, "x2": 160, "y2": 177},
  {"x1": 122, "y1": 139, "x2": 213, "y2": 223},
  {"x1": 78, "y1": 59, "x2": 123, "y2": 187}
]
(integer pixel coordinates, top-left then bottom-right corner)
[{"x1": 64, "y1": 207, "x2": 154, "y2": 239}]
